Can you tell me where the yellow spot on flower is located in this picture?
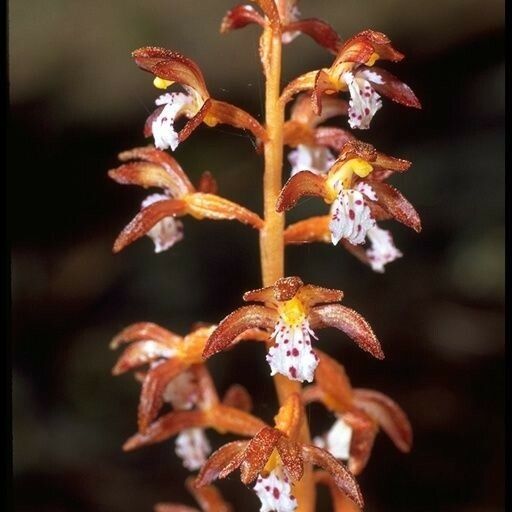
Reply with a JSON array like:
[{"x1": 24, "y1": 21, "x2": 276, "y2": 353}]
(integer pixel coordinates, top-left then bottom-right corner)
[
  {"x1": 325, "y1": 158, "x2": 374, "y2": 202},
  {"x1": 203, "y1": 114, "x2": 218, "y2": 127},
  {"x1": 263, "y1": 449, "x2": 281, "y2": 474},
  {"x1": 153, "y1": 77, "x2": 174, "y2": 90},
  {"x1": 278, "y1": 297, "x2": 306, "y2": 327}
]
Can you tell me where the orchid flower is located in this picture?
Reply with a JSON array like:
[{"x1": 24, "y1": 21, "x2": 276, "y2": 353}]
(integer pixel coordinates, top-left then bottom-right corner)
[
  {"x1": 303, "y1": 350, "x2": 412, "y2": 475},
  {"x1": 108, "y1": 146, "x2": 263, "y2": 254},
  {"x1": 132, "y1": 47, "x2": 268, "y2": 150},
  {"x1": 277, "y1": 140, "x2": 421, "y2": 249},
  {"x1": 203, "y1": 276, "x2": 383, "y2": 383},
  {"x1": 195, "y1": 394, "x2": 364, "y2": 511},
  {"x1": 281, "y1": 29, "x2": 421, "y2": 129},
  {"x1": 220, "y1": 0, "x2": 342, "y2": 53}
]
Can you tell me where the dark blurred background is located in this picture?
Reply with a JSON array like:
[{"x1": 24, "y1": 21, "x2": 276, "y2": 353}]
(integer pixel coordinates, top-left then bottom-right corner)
[{"x1": 10, "y1": 1, "x2": 505, "y2": 511}]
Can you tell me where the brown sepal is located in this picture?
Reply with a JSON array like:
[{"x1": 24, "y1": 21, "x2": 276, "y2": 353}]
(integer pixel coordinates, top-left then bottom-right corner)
[
  {"x1": 195, "y1": 441, "x2": 249, "y2": 487},
  {"x1": 112, "y1": 340, "x2": 176, "y2": 375},
  {"x1": 138, "y1": 358, "x2": 187, "y2": 433},
  {"x1": 221, "y1": 4, "x2": 265, "y2": 33},
  {"x1": 353, "y1": 388, "x2": 413, "y2": 452},
  {"x1": 369, "y1": 181, "x2": 422, "y2": 232},
  {"x1": 276, "y1": 171, "x2": 327, "y2": 212},
  {"x1": 132, "y1": 47, "x2": 209, "y2": 99},
  {"x1": 184, "y1": 193, "x2": 263, "y2": 229},
  {"x1": 315, "y1": 127, "x2": 354, "y2": 153},
  {"x1": 178, "y1": 98, "x2": 213, "y2": 144},
  {"x1": 203, "y1": 305, "x2": 278, "y2": 358},
  {"x1": 302, "y1": 445, "x2": 363, "y2": 508},
  {"x1": 285, "y1": 19, "x2": 342, "y2": 54},
  {"x1": 283, "y1": 120, "x2": 316, "y2": 147},
  {"x1": 118, "y1": 146, "x2": 194, "y2": 193},
  {"x1": 154, "y1": 504, "x2": 198, "y2": 512},
  {"x1": 123, "y1": 409, "x2": 208, "y2": 451},
  {"x1": 337, "y1": 29, "x2": 404, "y2": 64},
  {"x1": 309, "y1": 304, "x2": 384, "y2": 359},
  {"x1": 113, "y1": 198, "x2": 188, "y2": 253},
  {"x1": 312, "y1": 70, "x2": 338, "y2": 115},
  {"x1": 297, "y1": 284, "x2": 344, "y2": 307},
  {"x1": 209, "y1": 404, "x2": 267, "y2": 437},
  {"x1": 369, "y1": 66, "x2": 421, "y2": 108},
  {"x1": 240, "y1": 427, "x2": 283, "y2": 484},
  {"x1": 284, "y1": 216, "x2": 331, "y2": 245},
  {"x1": 314, "y1": 350, "x2": 353, "y2": 411},
  {"x1": 276, "y1": 437, "x2": 304, "y2": 481},
  {"x1": 280, "y1": 70, "x2": 318, "y2": 106},
  {"x1": 209, "y1": 100, "x2": 268, "y2": 142},
  {"x1": 315, "y1": 471, "x2": 361, "y2": 512},
  {"x1": 110, "y1": 322, "x2": 182, "y2": 349},
  {"x1": 344, "y1": 410, "x2": 379, "y2": 475}
]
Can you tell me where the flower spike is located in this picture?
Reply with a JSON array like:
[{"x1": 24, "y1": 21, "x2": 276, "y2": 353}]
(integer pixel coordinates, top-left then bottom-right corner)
[
  {"x1": 133, "y1": 47, "x2": 267, "y2": 150},
  {"x1": 204, "y1": 276, "x2": 382, "y2": 383},
  {"x1": 109, "y1": 147, "x2": 263, "y2": 253}
]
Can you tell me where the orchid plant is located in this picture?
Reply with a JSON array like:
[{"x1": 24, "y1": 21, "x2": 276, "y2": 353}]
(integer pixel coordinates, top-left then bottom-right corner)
[{"x1": 108, "y1": 1, "x2": 421, "y2": 510}]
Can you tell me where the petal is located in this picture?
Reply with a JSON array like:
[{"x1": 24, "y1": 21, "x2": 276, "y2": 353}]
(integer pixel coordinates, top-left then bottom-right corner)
[
  {"x1": 203, "y1": 305, "x2": 279, "y2": 358},
  {"x1": 284, "y1": 19, "x2": 341, "y2": 54},
  {"x1": 284, "y1": 216, "x2": 331, "y2": 245},
  {"x1": 222, "y1": 384, "x2": 253, "y2": 412},
  {"x1": 113, "y1": 198, "x2": 188, "y2": 253},
  {"x1": 276, "y1": 171, "x2": 327, "y2": 212},
  {"x1": 132, "y1": 47, "x2": 209, "y2": 99},
  {"x1": 312, "y1": 70, "x2": 339, "y2": 115},
  {"x1": 110, "y1": 322, "x2": 182, "y2": 349},
  {"x1": 373, "y1": 151, "x2": 411, "y2": 173},
  {"x1": 365, "y1": 225, "x2": 403, "y2": 273},
  {"x1": 368, "y1": 66, "x2": 421, "y2": 108},
  {"x1": 290, "y1": 94, "x2": 348, "y2": 127},
  {"x1": 195, "y1": 441, "x2": 249, "y2": 486},
  {"x1": 208, "y1": 100, "x2": 268, "y2": 142},
  {"x1": 309, "y1": 304, "x2": 384, "y2": 359},
  {"x1": 123, "y1": 409, "x2": 208, "y2": 451},
  {"x1": 302, "y1": 445, "x2": 363, "y2": 508},
  {"x1": 196, "y1": 171, "x2": 218, "y2": 194},
  {"x1": 353, "y1": 389, "x2": 412, "y2": 452},
  {"x1": 253, "y1": 467, "x2": 298, "y2": 512},
  {"x1": 185, "y1": 477, "x2": 233, "y2": 512},
  {"x1": 208, "y1": 404, "x2": 267, "y2": 437},
  {"x1": 138, "y1": 358, "x2": 188, "y2": 433},
  {"x1": 368, "y1": 181, "x2": 421, "y2": 232},
  {"x1": 276, "y1": 438, "x2": 304, "y2": 481},
  {"x1": 314, "y1": 350, "x2": 353, "y2": 411},
  {"x1": 314, "y1": 127, "x2": 354, "y2": 153},
  {"x1": 185, "y1": 193, "x2": 264, "y2": 229},
  {"x1": 273, "y1": 276, "x2": 304, "y2": 301},
  {"x1": 220, "y1": 4, "x2": 265, "y2": 33},
  {"x1": 288, "y1": 144, "x2": 336, "y2": 177},
  {"x1": 283, "y1": 121, "x2": 316, "y2": 147},
  {"x1": 243, "y1": 284, "x2": 279, "y2": 305},
  {"x1": 108, "y1": 162, "x2": 192, "y2": 198},
  {"x1": 240, "y1": 427, "x2": 283, "y2": 484},
  {"x1": 112, "y1": 340, "x2": 177, "y2": 375}
]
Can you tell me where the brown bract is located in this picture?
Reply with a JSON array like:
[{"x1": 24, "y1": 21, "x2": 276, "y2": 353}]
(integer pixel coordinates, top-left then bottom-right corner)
[
  {"x1": 133, "y1": 47, "x2": 268, "y2": 144},
  {"x1": 304, "y1": 350, "x2": 412, "y2": 474},
  {"x1": 195, "y1": 394, "x2": 364, "y2": 508},
  {"x1": 280, "y1": 29, "x2": 421, "y2": 114},
  {"x1": 203, "y1": 276, "x2": 383, "y2": 360},
  {"x1": 109, "y1": 146, "x2": 264, "y2": 253}
]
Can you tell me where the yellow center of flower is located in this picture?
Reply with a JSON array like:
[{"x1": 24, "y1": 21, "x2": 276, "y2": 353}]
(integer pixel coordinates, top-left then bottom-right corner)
[
  {"x1": 263, "y1": 449, "x2": 281, "y2": 474},
  {"x1": 203, "y1": 113, "x2": 218, "y2": 127},
  {"x1": 324, "y1": 158, "x2": 374, "y2": 202},
  {"x1": 278, "y1": 297, "x2": 307, "y2": 328},
  {"x1": 153, "y1": 77, "x2": 174, "y2": 89},
  {"x1": 366, "y1": 52, "x2": 380, "y2": 66}
]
